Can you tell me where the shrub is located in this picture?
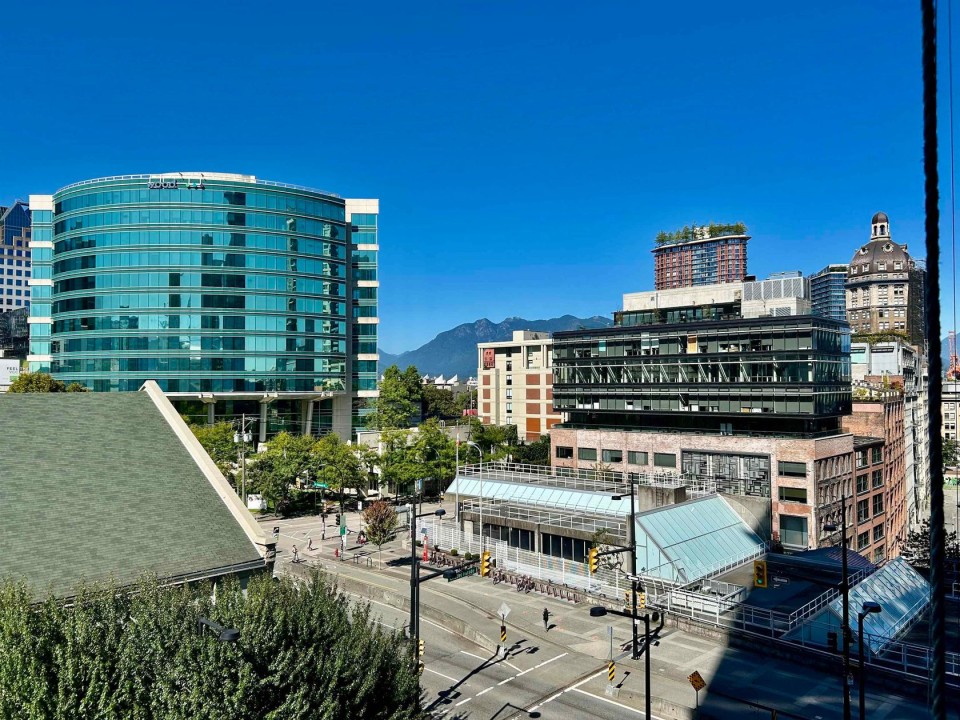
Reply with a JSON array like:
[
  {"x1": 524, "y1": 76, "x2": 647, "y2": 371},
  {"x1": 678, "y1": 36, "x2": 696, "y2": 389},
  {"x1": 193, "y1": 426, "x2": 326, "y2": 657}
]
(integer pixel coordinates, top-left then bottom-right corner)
[{"x1": 450, "y1": 548, "x2": 459, "y2": 556}]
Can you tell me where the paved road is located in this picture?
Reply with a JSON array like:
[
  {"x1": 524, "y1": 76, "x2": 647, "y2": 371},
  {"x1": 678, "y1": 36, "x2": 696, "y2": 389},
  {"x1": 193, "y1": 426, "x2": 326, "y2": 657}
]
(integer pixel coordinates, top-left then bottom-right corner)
[{"x1": 269, "y1": 505, "x2": 958, "y2": 720}]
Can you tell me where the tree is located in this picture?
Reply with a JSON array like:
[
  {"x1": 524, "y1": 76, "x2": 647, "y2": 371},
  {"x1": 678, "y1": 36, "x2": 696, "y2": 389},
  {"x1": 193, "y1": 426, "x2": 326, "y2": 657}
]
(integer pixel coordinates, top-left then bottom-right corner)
[
  {"x1": 248, "y1": 432, "x2": 315, "y2": 512},
  {"x1": 421, "y1": 384, "x2": 459, "y2": 420},
  {"x1": 0, "y1": 573, "x2": 422, "y2": 719},
  {"x1": 512, "y1": 434, "x2": 551, "y2": 466},
  {"x1": 380, "y1": 428, "x2": 422, "y2": 498},
  {"x1": 362, "y1": 500, "x2": 400, "y2": 568},
  {"x1": 65, "y1": 382, "x2": 90, "y2": 393},
  {"x1": 411, "y1": 419, "x2": 457, "y2": 496},
  {"x1": 8, "y1": 371, "x2": 65, "y2": 393},
  {"x1": 311, "y1": 433, "x2": 365, "y2": 506},
  {"x1": 902, "y1": 518, "x2": 960, "y2": 570},
  {"x1": 944, "y1": 437, "x2": 959, "y2": 470},
  {"x1": 365, "y1": 365, "x2": 422, "y2": 430},
  {"x1": 190, "y1": 421, "x2": 237, "y2": 478}
]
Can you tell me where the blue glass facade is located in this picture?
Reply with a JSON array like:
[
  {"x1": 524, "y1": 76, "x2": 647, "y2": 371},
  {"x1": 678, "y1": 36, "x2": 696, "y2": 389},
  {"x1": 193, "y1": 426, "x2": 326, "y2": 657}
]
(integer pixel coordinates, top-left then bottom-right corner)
[
  {"x1": 0, "y1": 201, "x2": 32, "y2": 312},
  {"x1": 809, "y1": 264, "x2": 849, "y2": 323},
  {"x1": 29, "y1": 174, "x2": 377, "y2": 439}
]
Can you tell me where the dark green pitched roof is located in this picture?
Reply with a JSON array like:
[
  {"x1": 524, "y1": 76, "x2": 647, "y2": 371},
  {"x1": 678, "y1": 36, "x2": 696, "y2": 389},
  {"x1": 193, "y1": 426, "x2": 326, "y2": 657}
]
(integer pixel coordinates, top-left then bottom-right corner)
[{"x1": 0, "y1": 392, "x2": 263, "y2": 598}]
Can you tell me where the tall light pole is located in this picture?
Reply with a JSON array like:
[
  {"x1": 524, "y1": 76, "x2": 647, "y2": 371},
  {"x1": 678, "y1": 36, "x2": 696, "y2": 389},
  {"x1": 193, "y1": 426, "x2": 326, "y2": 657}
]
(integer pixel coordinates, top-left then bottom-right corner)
[
  {"x1": 857, "y1": 601, "x2": 882, "y2": 720},
  {"x1": 824, "y1": 497, "x2": 852, "y2": 720},
  {"x1": 611, "y1": 475, "x2": 646, "y2": 717},
  {"x1": 233, "y1": 414, "x2": 254, "y2": 505},
  {"x1": 466, "y1": 441, "x2": 483, "y2": 552}
]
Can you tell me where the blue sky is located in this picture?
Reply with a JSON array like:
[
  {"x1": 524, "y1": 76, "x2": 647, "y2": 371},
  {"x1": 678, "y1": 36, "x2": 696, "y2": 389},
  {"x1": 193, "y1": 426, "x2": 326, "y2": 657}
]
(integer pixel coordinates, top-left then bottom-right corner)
[{"x1": 1, "y1": 1, "x2": 955, "y2": 353}]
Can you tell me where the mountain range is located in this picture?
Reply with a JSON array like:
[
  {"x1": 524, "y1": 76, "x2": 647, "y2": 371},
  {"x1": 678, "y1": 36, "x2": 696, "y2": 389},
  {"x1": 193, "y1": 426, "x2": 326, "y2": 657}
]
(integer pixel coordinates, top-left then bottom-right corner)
[{"x1": 378, "y1": 315, "x2": 613, "y2": 379}]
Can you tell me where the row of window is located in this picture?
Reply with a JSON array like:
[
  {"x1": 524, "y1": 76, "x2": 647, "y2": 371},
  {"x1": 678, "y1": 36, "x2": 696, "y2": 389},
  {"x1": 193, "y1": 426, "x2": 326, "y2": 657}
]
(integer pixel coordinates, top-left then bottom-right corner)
[
  {"x1": 55, "y1": 231, "x2": 344, "y2": 258},
  {"x1": 52, "y1": 356, "x2": 346, "y2": 374},
  {"x1": 52, "y1": 293, "x2": 345, "y2": 314},
  {"x1": 52, "y1": 314, "x2": 346, "y2": 335},
  {"x1": 54, "y1": 252, "x2": 345, "y2": 278},
  {"x1": 54, "y1": 272, "x2": 345, "y2": 297},
  {"x1": 856, "y1": 495, "x2": 885, "y2": 523},
  {"x1": 554, "y1": 359, "x2": 850, "y2": 385},
  {"x1": 856, "y1": 470, "x2": 885, "y2": 493},
  {"x1": 56, "y1": 188, "x2": 344, "y2": 221},
  {"x1": 54, "y1": 335, "x2": 346, "y2": 354},
  {"x1": 554, "y1": 391, "x2": 850, "y2": 416},
  {"x1": 856, "y1": 524, "x2": 886, "y2": 551},
  {"x1": 55, "y1": 209, "x2": 340, "y2": 240},
  {"x1": 66, "y1": 377, "x2": 346, "y2": 393}
]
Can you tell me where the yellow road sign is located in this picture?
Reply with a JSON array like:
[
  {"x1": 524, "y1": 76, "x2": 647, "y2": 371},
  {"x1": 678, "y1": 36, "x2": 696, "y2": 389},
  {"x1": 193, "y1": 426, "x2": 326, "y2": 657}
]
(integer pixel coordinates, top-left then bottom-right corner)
[
  {"x1": 607, "y1": 660, "x2": 616, "y2": 683},
  {"x1": 688, "y1": 670, "x2": 706, "y2": 691}
]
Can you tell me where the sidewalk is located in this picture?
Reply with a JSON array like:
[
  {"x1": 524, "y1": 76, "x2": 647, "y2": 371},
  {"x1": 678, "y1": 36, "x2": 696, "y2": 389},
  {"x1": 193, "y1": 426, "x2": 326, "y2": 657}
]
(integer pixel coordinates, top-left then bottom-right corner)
[{"x1": 270, "y1": 506, "x2": 955, "y2": 720}]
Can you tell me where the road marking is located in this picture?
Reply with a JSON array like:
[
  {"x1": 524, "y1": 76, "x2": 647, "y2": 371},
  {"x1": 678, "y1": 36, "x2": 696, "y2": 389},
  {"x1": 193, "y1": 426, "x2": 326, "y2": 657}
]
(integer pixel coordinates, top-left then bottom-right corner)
[
  {"x1": 425, "y1": 667, "x2": 459, "y2": 683},
  {"x1": 570, "y1": 668, "x2": 607, "y2": 690},
  {"x1": 497, "y1": 677, "x2": 514, "y2": 686},
  {"x1": 571, "y1": 687, "x2": 661, "y2": 717},
  {"x1": 477, "y1": 687, "x2": 493, "y2": 696},
  {"x1": 460, "y1": 650, "x2": 493, "y2": 663},
  {"x1": 545, "y1": 691, "x2": 563, "y2": 704},
  {"x1": 455, "y1": 697, "x2": 471, "y2": 707},
  {"x1": 534, "y1": 652, "x2": 568, "y2": 670}
]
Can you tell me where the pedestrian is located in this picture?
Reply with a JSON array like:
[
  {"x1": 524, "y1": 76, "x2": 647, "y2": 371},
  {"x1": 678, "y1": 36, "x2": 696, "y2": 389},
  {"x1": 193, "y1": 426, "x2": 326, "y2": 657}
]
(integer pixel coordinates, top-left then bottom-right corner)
[
  {"x1": 321, "y1": 526, "x2": 326, "y2": 541},
  {"x1": 307, "y1": 536, "x2": 314, "y2": 551},
  {"x1": 292, "y1": 545, "x2": 300, "y2": 564},
  {"x1": 542, "y1": 608, "x2": 550, "y2": 631}
]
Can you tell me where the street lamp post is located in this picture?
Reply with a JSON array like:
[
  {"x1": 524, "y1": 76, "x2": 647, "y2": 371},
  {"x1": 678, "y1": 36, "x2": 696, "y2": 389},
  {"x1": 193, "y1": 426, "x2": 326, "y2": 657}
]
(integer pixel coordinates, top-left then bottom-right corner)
[
  {"x1": 466, "y1": 441, "x2": 483, "y2": 552},
  {"x1": 410, "y1": 507, "x2": 446, "y2": 670},
  {"x1": 824, "y1": 496, "x2": 852, "y2": 720},
  {"x1": 233, "y1": 414, "x2": 254, "y2": 506},
  {"x1": 857, "y1": 601, "x2": 882, "y2": 720},
  {"x1": 197, "y1": 617, "x2": 240, "y2": 644}
]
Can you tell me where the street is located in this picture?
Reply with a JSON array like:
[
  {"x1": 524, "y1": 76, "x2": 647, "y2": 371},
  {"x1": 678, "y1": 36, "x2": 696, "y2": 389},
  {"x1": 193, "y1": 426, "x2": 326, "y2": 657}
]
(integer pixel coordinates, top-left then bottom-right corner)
[{"x1": 269, "y1": 504, "x2": 956, "y2": 720}]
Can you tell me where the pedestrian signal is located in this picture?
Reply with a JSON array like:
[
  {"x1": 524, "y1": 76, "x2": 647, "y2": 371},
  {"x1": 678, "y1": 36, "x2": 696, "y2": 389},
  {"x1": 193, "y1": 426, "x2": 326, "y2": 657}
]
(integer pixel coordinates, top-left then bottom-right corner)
[
  {"x1": 418, "y1": 639, "x2": 425, "y2": 657},
  {"x1": 480, "y1": 551, "x2": 492, "y2": 577},
  {"x1": 588, "y1": 547, "x2": 599, "y2": 574},
  {"x1": 753, "y1": 559, "x2": 768, "y2": 588}
]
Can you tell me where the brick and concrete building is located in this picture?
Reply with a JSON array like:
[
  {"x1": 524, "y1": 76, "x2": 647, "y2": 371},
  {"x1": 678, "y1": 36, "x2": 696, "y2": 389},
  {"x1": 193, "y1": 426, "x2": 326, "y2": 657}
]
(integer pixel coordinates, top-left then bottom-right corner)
[
  {"x1": 846, "y1": 212, "x2": 925, "y2": 346},
  {"x1": 842, "y1": 394, "x2": 908, "y2": 563},
  {"x1": 0, "y1": 201, "x2": 31, "y2": 311},
  {"x1": 478, "y1": 330, "x2": 561, "y2": 441},
  {"x1": 652, "y1": 223, "x2": 748, "y2": 290},
  {"x1": 944, "y1": 381, "x2": 959, "y2": 448}
]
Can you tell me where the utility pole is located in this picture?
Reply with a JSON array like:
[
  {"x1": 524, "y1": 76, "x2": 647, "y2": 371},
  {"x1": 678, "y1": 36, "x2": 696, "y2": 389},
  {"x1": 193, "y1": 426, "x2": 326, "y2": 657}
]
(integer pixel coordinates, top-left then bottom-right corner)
[{"x1": 233, "y1": 414, "x2": 254, "y2": 505}]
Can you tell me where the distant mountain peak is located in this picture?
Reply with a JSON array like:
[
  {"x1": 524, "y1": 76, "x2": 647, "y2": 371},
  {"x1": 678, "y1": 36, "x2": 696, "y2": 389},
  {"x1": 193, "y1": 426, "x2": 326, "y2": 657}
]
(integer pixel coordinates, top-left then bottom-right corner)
[{"x1": 379, "y1": 314, "x2": 614, "y2": 378}]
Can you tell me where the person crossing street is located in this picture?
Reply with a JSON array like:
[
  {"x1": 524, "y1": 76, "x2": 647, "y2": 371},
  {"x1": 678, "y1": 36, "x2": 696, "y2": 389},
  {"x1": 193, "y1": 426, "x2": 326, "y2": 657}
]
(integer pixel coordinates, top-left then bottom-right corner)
[{"x1": 543, "y1": 608, "x2": 550, "y2": 631}]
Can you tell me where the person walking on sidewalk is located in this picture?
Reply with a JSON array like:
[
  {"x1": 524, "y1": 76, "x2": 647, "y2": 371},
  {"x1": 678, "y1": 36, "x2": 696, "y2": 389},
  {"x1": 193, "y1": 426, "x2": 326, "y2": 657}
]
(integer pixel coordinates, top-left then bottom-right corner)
[
  {"x1": 292, "y1": 545, "x2": 300, "y2": 564},
  {"x1": 543, "y1": 608, "x2": 550, "y2": 631}
]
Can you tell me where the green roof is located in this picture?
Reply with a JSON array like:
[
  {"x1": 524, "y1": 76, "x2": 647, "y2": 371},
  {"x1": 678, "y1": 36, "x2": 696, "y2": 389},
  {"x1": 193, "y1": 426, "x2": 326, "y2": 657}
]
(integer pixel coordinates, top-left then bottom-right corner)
[{"x1": 0, "y1": 391, "x2": 264, "y2": 598}]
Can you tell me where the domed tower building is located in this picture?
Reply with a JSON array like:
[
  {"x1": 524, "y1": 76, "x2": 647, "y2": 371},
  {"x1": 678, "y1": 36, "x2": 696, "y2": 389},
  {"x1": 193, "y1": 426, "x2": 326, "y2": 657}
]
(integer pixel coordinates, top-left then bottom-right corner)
[{"x1": 845, "y1": 212, "x2": 926, "y2": 346}]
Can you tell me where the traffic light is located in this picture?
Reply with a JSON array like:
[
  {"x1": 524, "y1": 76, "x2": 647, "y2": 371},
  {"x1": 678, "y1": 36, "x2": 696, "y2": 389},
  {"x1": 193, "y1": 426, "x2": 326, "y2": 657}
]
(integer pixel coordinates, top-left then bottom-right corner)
[
  {"x1": 418, "y1": 639, "x2": 425, "y2": 657},
  {"x1": 638, "y1": 591, "x2": 647, "y2": 609},
  {"x1": 753, "y1": 559, "x2": 768, "y2": 588},
  {"x1": 623, "y1": 590, "x2": 631, "y2": 609},
  {"x1": 588, "y1": 547, "x2": 599, "y2": 574},
  {"x1": 417, "y1": 661, "x2": 425, "y2": 676},
  {"x1": 480, "y1": 551, "x2": 491, "y2": 577}
]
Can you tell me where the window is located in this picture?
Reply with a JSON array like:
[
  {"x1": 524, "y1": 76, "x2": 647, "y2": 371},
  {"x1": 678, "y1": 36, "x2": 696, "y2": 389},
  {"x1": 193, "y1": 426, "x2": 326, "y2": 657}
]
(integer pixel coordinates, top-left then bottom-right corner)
[
  {"x1": 856, "y1": 450, "x2": 868, "y2": 468},
  {"x1": 871, "y1": 447, "x2": 882, "y2": 464},
  {"x1": 555, "y1": 446, "x2": 573, "y2": 459},
  {"x1": 505, "y1": 402, "x2": 512, "y2": 414},
  {"x1": 778, "y1": 461, "x2": 807, "y2": 477},
  {"x1": 857, "y1": 498, "x2": 870, "y2": 522},
  {"x1": 602, "y1": 449, "x2": 623, "y2": 463},
  {"x1": 872, "y1": 470, "x2": 883, "y2": 489},
  {"x1": 872, "y1": 494, "x2": 884, "y2": 515},
  {"x1": 856, "y1": 474, "x2": 869, "y2": 494},
  {"x1": 873, "y1": 524, "x2": 885, "y2": 542},
  {"x1": 779, "y1": 514, "x2": 808, "y2": 548},
  {"x1": 857, "y1": 531, "x2": 870, "y2": 551},
  {"x1": 873, "y1": 547, "x2": 885, "y2": 564},
  {"x1": 505, "y1": 388, "x2": 512, "y2": 400},
  {"x1": 505, "y1": 375, "x2": 513, "y2": 386},
  {"x1": 506, "y1": 361, "x2": 512, "y2": 371},
  {"x1": 628, "y1": 451, "x2": 648, "y2": 466},
  {"x1": 578, "y1": 447, "x2": 597, "y2": 462},
  {"x1": 654, "y1": 452, "x2": 676, "y2": 468},
  {"x1": 778, "y1": 486, "x2": 808, "y2": 503}
]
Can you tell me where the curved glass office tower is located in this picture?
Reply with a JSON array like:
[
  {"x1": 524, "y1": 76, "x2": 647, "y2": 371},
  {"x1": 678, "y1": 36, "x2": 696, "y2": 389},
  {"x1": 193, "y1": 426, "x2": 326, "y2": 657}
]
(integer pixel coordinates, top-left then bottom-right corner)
[{"x1": 28, "y1": 173, "x2": 379, "y2": 439}]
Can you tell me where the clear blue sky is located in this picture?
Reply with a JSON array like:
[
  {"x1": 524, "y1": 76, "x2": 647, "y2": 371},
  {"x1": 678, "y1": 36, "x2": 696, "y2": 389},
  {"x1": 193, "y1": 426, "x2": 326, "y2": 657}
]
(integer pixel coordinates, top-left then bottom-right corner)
[{"x1": 1, "y1": 1, "x2": 956, "y2": 353}]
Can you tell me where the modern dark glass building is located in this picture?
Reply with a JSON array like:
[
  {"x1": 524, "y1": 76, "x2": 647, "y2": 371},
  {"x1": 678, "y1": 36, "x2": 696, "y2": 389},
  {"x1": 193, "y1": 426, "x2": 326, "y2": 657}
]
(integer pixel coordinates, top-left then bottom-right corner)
[
  {"x1": 28, "y1": 173, "x2": 378, "y2": 440},
  {"x1": 809, "y1": 264, "x2": 849, "y2": 322},
  {"x1": 553, "y1": 300, "x2": 852, "y2": 438}
]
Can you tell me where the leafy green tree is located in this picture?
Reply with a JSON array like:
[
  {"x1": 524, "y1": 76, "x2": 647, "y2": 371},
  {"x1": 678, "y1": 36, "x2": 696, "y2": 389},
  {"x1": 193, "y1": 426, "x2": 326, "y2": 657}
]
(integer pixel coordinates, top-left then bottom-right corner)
[
  {"x1": 311, "y1": 433, "x2": 365, "y2": 505},
  {"x1": 190, "y1": 421, "x2": 238, "y2": 478},
  {"x1": 512, "y1": 434, "x2": 551, "y2": 466},
  {"x1": 362, "y1": 500, "x2": 400, "y2": 568},
  {"x1": 365, "y1": 365, "x2": 422, "y2": 430},
  {"x1": 411, "y1": 419, "x2": 457, "y2": 495},
  {"x1": 944, "y1": 437, "x2": 959, "y2": 470},
  {"x1": 421, "y1": 384, "x2": 459, "y2": 420},
  {"x1": 65, "y1": 382, "x2": 90, "y2": 392},
  {"x1": 902, "y1": 518, "x2": 960, "y2": 569},
  {"x1": 248, "y1": 432, "x2": 315, "y2": 512},
  {"x1": 0, "y1": 573, "x2": 423, "y2": 719},
  {"x1": 8, "y1": 371, "x2": 66, "y2": 393},
  {"x1": 379, "y1": 428, "x2": 424, "y2": 498}
]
